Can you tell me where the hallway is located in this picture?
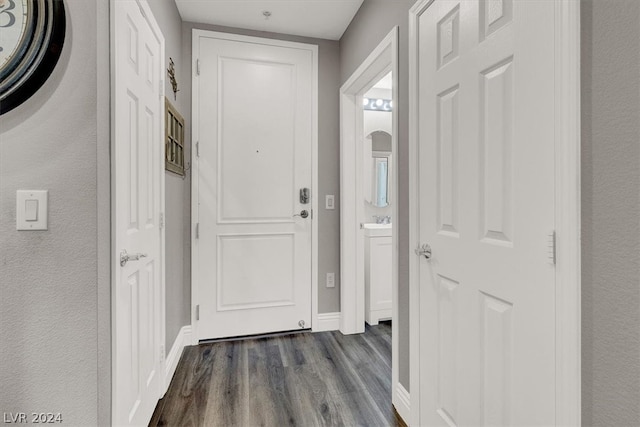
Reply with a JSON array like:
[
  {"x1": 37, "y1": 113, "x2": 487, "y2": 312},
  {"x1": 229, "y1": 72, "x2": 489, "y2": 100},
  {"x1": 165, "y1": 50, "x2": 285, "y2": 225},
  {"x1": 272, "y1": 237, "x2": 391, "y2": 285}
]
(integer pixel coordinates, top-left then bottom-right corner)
[{"x1": 150, "y1": 322, "x2": 405, "y2": 426}]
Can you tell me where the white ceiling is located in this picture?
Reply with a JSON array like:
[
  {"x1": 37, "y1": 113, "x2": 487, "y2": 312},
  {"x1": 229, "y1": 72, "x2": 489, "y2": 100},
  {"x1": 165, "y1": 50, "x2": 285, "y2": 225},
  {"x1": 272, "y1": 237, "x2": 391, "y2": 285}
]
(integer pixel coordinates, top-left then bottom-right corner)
[
  {"x1": 175, "y1": 0, "x2": 365, "y2": 41},
  {"x1": 373, "y1": 72, "x2": 392, "y2": 90}
]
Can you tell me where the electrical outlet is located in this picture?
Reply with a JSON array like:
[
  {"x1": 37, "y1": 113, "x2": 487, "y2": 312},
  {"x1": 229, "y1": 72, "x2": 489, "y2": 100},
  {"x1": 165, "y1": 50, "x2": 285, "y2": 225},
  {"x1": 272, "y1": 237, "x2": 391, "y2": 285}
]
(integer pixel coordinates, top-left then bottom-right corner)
[
  {"x1": 326, "y1": 272, "x2": 335, "y2": 288},
  {"x1": 325, "y1": 195, "x2": 335, "y2": 210}
]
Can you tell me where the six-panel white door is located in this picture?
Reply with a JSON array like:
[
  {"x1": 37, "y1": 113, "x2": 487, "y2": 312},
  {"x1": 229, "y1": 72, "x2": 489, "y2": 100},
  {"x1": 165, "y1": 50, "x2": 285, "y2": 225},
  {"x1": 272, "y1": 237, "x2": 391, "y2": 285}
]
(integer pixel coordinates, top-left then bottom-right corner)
[
  {"x1": 113, "y1": 1, "x2": 164, "y2": 425},
  {"x1": 415, "y1": 0, "x2": 556, "y2": 425},
  {"x1": 194, "y1": 33, "x2": 315, "y2": 340}
]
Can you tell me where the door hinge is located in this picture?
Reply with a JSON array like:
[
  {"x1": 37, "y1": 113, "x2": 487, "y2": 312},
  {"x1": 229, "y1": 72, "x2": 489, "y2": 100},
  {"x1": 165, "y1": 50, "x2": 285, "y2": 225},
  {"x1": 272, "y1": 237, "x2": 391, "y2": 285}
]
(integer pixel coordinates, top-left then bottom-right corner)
[
  {"x1": 195, "y1": 223, "x2": 200, "y2": 239},
  {"x1": 159, "y1": 345, "x2": 165, "y2": 362},
  {"x1": 548, "y1": 230, "x2": 556, "y2": 265},
  {"x1": 311, "y1": 209, "x2": 313, "y2": 219},
  {"x1": 196, "y1": 59, "x2": 200, "y2": 76},
  {"x1": 196, "y1": 141, "x2": 200, "y2": 158},
  {"x1": 159, "y1": 212, "x2": 164, "y2": 230},
  {"x1": 195, "y1": 304, "x2": 200, "y2": 321}
]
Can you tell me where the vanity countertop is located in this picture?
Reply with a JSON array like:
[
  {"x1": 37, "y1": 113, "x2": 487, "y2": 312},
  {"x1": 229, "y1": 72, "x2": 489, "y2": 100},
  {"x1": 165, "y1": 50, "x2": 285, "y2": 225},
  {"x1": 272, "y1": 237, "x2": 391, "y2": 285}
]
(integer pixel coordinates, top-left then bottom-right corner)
[{"x1": 363, "y1": 223, "x2": 392, "y2": 237}]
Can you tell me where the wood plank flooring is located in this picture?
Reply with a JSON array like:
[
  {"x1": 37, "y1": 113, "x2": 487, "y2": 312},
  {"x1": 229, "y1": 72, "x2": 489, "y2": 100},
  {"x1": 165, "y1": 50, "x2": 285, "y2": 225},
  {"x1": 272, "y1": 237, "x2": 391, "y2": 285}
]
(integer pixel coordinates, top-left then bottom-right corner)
[{"x1": 150, "y1": 322, "x2": 406, "y2": 427}]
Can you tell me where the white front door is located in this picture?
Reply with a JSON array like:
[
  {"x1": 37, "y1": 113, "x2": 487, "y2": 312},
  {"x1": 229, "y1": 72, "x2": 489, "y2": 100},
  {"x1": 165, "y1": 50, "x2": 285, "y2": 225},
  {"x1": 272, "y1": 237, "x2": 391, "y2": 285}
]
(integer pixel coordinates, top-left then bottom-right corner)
[
  {"x1": 113, "y1": 1, "x2": 164, "y2": 425},
  {"x1": 414, "y1": 0, "x2": 556, "y2": 425},
  {"x1": 193, "y1": 32, "x2": 316, "y2": 340}
]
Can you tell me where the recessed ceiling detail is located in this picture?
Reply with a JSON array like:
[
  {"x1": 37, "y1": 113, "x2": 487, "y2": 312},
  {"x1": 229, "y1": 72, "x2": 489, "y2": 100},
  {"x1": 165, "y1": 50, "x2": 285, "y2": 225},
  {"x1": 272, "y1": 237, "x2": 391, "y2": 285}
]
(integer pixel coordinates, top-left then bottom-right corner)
[{"x1": 175, "y1": 0, "x2": 365, "y2": 40}]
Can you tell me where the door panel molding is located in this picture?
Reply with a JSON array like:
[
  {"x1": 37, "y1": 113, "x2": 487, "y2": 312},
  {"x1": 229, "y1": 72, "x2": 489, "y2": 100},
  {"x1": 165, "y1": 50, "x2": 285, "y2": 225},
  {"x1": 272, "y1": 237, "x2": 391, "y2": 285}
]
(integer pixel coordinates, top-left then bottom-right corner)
[{"x1": 408, "y1": 1, "x2": 581, "y2": 425}]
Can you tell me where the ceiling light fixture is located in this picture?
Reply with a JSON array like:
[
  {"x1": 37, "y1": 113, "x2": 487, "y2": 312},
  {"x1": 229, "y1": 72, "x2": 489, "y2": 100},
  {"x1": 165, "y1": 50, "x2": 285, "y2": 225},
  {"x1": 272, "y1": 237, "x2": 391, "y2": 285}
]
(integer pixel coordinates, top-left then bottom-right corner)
[
  {"x1": 363, "y1": 98, "x2": 393, "y2": 112},
  {"x1": 262, "y1": 10, "x2": 272, "y2": 20}
]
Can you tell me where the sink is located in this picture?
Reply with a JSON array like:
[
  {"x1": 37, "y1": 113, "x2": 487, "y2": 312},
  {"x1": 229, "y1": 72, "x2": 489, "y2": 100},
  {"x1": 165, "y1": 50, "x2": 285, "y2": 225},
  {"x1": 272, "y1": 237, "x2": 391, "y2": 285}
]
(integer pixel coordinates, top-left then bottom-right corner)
[{"x1": 363, "y1": 223, "x2": 392, "y2": 237}]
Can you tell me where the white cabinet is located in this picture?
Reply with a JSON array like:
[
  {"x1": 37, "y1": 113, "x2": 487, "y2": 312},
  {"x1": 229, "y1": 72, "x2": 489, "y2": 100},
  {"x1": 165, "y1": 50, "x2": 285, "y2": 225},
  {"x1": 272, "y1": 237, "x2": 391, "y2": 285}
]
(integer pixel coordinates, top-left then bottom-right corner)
[{"x1": 364, "y1": 224, "x2": 392, "y2": 325}]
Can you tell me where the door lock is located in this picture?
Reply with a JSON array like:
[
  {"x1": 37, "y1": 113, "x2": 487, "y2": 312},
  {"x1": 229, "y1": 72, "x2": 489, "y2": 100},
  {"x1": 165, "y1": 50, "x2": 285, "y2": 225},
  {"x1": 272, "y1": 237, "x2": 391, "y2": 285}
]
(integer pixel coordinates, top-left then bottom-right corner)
[
  {"x1": 414, "y1": 243, "x2": 432, "y2": 260},
  {"x1": 293, "y1": 210, "x2": 309, "y2": 219},
  {"x1": 299, "y1": 188, "x2": 310, "y2": 204}
]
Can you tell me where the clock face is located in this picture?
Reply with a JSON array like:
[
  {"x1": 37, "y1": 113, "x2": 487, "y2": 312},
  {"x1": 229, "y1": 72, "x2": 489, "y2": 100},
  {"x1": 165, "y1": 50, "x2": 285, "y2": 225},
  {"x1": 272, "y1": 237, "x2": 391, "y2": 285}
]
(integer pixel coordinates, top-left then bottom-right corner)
[
  {"x1": 0, "y1": 0, "x2": 30, "y2": 70},
  {"x1": 0, "y1": 0, "x2": 65, "y2": 115}
]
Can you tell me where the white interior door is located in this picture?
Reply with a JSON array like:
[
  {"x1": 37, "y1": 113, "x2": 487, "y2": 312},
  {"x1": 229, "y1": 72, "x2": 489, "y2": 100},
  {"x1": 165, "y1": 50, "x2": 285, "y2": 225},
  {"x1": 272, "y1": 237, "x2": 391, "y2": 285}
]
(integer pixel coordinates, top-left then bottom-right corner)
[
  {"x1": 193, "y1": 32, "x2": 316, "y2": 340},
  {"x1": 414, "y1": 0, "x2": 556, "y2": 425},
  {"x1": 113, "y1": 1, "x2": 164, "y2": 425}
]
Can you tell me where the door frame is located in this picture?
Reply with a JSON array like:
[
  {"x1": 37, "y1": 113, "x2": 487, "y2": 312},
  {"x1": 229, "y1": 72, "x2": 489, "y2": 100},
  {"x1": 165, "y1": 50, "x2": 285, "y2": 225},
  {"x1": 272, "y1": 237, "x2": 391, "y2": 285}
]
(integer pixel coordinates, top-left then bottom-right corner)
[
  {"x1": 110, "y1": 0, "x2": 167, "y2": 421},
  {"x1": 407, "y1": 1, "x2": 582, "y2": 426},
  {"x1": 190, "y1": 30, "x2": 319, "y2": 341},
  {"x1": 339, "y1": 25, "x2": 401, "y2": 413}
]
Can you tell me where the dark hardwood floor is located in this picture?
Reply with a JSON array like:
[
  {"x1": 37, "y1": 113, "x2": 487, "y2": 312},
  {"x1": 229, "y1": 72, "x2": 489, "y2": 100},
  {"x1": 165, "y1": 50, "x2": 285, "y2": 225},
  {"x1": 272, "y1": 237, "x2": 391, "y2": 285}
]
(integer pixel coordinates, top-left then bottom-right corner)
[{"x1": 150, "y1": 321, "x2": 406, "y2": 426}]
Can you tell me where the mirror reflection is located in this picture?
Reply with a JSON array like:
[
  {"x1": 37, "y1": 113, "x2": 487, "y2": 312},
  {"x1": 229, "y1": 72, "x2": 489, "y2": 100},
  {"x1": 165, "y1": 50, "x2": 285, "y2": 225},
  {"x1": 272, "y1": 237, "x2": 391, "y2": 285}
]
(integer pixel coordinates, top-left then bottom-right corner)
[
  {"x1": 368, "y1": 131, "x2": 391, "y2": 207},
  {"x1": 363, "y1": 73, "x2": 393, "y2": 223}
]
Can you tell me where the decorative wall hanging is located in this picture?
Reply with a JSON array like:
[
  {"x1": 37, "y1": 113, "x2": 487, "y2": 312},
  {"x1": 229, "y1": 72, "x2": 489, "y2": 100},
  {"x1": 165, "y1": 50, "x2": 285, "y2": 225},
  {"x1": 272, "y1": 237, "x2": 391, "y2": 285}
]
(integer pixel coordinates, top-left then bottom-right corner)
[
  {"x1": 0, "y1": 0, "x2": 66, "y2": 114},
  {"x1": 165, "y1": 97, "x2": 185, "y2": 176},
  {"x1": 167, "y1": 57, "x2": 178, "y2": 100}
]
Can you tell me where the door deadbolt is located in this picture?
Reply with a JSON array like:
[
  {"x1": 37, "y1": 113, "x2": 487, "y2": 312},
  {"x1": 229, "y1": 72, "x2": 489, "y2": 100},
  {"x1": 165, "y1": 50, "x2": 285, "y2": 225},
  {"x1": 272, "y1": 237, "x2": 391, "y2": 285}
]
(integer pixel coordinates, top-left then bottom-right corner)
[{"x1": 299, "y1": 188, "x2": 310, "y2": 204}]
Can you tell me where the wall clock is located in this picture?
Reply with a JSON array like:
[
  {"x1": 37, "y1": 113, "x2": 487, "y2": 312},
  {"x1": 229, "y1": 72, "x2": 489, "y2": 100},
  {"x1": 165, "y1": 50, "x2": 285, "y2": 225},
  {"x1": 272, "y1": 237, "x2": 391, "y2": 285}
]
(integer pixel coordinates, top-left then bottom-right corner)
[{"x1": 0, "y1": 0, "x2": 65, "y2": 114}]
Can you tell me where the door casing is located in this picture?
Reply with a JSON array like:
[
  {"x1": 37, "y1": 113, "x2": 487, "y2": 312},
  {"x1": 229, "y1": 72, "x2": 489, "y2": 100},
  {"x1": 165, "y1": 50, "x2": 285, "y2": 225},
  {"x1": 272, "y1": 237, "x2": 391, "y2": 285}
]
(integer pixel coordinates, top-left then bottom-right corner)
[
  {"x1": 407, "y1": 1, "x2": 582, "y2": 425},
  {"x1": 190, "y1": 30, "x2": 319, "y2": 341},
  {"x1": 339, "y1": 26, "x2": 403, "y2": 420}
]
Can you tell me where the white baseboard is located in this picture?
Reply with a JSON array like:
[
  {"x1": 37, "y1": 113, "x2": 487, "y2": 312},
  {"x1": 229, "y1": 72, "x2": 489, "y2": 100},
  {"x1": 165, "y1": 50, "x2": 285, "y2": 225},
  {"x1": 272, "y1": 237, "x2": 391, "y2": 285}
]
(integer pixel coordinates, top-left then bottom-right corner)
[
  {"x1": 164, "y1": 325, "x2": 191, "y2": 394},
  {"x1": 314, "y1": 312, "x2": 341, "y2": 332},
  {"x1": 393, "y1": 382, "x2": 411, "y2": 425}
]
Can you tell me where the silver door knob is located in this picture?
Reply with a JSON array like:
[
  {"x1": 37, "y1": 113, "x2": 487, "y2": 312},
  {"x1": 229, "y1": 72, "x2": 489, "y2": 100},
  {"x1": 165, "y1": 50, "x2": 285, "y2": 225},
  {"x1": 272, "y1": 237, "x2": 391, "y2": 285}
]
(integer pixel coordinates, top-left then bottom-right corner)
[
  {"x1": 415, "y1": 243, "x2": 432, "y2": 260},
  {"x1": 120, "y1": 249, "x2": 148, "y2": 267},
  {"x1": 293, "y1": 210, "x2": 309, "y2": 219}
]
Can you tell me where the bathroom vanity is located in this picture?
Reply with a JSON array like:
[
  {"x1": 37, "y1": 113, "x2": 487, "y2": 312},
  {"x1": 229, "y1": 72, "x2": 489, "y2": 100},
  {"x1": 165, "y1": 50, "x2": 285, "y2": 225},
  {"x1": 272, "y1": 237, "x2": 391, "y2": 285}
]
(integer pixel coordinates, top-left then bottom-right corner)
[{"x1": 364, "y1": 223, "x2": 392, "y2": 325}]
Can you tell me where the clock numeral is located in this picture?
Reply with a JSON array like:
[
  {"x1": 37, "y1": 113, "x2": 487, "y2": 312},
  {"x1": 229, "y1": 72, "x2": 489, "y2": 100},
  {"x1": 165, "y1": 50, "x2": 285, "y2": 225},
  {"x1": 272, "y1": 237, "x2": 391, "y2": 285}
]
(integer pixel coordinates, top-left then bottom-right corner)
[{"x1": 0, "y1": 0, "x2": 17, "y2": 28}]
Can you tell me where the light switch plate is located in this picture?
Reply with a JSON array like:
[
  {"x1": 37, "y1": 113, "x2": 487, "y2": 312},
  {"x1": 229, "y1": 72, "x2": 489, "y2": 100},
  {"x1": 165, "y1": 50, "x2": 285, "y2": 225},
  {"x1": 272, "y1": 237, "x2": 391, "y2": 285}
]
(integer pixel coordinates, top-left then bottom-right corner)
[
  {"x1": 17, "y1": 190, "x2": 48, "y2": 230},
  {"x1": 326, "y1": 272, "x2": 335, "y2": 288},
  {"x1": 325, "y1": 195, "x2": 335, "y2": 210}
]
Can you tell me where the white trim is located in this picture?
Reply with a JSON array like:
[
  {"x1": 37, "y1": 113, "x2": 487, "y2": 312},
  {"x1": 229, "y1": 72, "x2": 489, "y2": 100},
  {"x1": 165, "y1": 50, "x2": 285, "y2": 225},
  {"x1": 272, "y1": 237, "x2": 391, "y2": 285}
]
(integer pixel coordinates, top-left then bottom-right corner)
[
  {"x1": 313, "y1": 312, "x2": 341, "y2": 332},
  {"x1": 339, "y1": 25, "x2": 400, "y2": 422},
  {"x1": 339, "y1": 27, "x2": 398, "y2": 335},
  {"x1": 393, "y1": 383, "x2": 411, "y2": 425},
  {"x1": 408, "y1": 4, "x2": 426, "y2": 425},
  {"x1": 554, "y1": 1, "x2": 582, "y2": 425},
  {"x1": 408, "y1": 1, "x2": 581, "y2": 426},
  {"x1": 191, "y1": 30, "x2": 319, "y2": 342},
  {"x1": 163, "y1": 325, "x2": 192, "y2": 395}
]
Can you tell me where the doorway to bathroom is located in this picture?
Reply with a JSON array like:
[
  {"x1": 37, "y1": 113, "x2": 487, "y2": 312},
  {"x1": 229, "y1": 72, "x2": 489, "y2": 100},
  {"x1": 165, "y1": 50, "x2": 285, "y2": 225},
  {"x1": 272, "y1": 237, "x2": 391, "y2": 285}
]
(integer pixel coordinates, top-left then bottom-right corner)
[{"x1": 339, "y1": 26, "x2": 405, "y2": 419}]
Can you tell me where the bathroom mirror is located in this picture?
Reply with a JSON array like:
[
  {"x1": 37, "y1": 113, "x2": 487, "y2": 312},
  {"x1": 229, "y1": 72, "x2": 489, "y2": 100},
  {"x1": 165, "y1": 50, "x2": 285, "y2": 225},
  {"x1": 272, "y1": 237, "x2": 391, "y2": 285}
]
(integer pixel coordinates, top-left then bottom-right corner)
[{"x1": 366, "y1": 131, "x2": 392, "y2": 207}]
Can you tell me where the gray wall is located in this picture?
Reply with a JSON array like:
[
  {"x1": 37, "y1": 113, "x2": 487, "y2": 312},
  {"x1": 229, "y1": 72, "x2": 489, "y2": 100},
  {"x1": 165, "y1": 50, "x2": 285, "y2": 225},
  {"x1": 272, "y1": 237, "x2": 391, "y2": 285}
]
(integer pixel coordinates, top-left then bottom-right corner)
[
  {"x1": 181, "y1": 22, "x2": 342, "y2": 313},
  {"x1": 581, "y1": 1, "x2": 640, "y2": 425},
  {"x1": 0, "y1": 0, "x2": 111, "y2": 424},
  {"x1": 339, "y1": 0, "x2": 416, "y2": 392},
  {"x1": 147, "y1": 0, "x2": 192, "y2": 355}
]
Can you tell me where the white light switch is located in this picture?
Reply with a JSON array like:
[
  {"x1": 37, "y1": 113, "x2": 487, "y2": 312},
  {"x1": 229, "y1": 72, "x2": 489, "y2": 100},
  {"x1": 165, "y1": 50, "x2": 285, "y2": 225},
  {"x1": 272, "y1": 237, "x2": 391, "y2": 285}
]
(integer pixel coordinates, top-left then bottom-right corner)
[
  {"x1": 326, "y1": 272, "x2": 335, "y2": 288},
  {"x1": 325, "y1": 195, "x2": 335, "y2": 210},
  {"x1": 25, "y1": 200, "x2": 38, "y2": 221},
  {"x1": 17, "y1": 190, "x2": 48, "y2": 230}
]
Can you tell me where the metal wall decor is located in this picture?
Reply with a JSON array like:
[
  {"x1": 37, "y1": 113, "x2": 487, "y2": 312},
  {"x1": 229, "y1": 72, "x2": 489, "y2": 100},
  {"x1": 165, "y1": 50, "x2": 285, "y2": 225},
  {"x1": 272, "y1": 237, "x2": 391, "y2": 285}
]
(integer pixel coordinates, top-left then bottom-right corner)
[
  {"x1": 0, "y1": 0, "x2": 66, "y2": 114},
  {"x1": 165, "y1": 97, "x2": 185, "y2": 176},
  {"x1": 167, "y1": 57, "x2": 178, "y2": 100}
]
